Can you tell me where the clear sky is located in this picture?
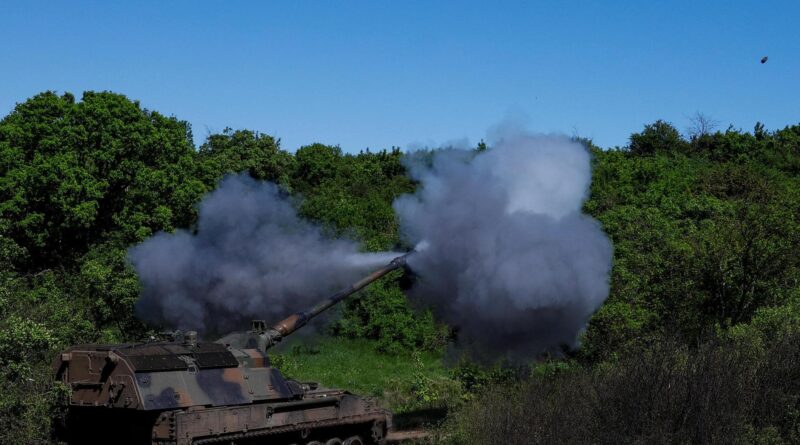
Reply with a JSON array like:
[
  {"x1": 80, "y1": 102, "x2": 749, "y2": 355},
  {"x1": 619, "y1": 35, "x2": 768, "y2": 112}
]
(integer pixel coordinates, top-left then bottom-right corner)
[{"x1": 1, "y1": 1, "x2": 797, "y2": 152}]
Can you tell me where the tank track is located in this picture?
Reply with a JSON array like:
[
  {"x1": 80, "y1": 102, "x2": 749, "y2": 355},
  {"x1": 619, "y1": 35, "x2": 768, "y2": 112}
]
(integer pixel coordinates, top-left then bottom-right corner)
[{"x1": 191, "y1": 414, "x2": 386, "y2": 444}]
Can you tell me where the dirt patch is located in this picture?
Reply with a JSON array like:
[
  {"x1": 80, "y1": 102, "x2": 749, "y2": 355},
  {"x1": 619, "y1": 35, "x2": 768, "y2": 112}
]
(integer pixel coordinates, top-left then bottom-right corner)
[{"x1": 386, "y1": 429, "x2": 430, "y2": 443}]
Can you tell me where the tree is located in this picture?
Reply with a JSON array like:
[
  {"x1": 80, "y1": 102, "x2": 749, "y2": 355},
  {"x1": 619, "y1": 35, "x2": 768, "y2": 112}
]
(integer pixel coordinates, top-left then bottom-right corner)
[
  {"x1": 198, "y1": 128, "x2": 294, "y2": 187},
  {"x1": 628, "y1": 120, "x2": 687, "y2": 156},
  {"x1": 293, "y1": 143, "x2": 344, "y2": 192},
  {"x1": 0, "y1": 91, "x2": 207, "y2": 271},
  {"x1": 686, "y1": 112, "x2": 719, "y2": 139}
]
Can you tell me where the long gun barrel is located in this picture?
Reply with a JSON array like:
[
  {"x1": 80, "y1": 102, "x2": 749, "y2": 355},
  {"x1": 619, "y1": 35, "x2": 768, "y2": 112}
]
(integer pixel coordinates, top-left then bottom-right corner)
[{"x1": 256, "y1": 252, "x2": 412, "y2": 349}]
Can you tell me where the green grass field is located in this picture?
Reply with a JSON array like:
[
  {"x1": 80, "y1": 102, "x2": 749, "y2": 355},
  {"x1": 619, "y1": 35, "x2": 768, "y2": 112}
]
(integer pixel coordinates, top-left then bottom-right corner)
[{"x1": 271, "y1": 337, "x2": 461, "y2": 417}]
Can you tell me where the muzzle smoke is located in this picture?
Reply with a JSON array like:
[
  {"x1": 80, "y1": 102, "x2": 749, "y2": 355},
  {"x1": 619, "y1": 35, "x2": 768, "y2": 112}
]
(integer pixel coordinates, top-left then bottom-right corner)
[
  {"x1": 130, "y1": 176, "x2": 396, "y2": 334},
  {"x1": 394, "y1": 129, "x2": 612, "y2": 358},
  {"x1": 130, "y1": 125, "x2": 612, "y2": 358}
]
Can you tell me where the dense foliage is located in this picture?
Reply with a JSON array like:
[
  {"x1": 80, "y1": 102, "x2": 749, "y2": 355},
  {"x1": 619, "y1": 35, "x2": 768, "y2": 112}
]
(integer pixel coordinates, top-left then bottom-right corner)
[
  {"x1": 0, "y1": 91, "x2": 798, "y2": 443},
  {"x1": 444, "y1": 312, "x2": 800, "y2": 444},
  {"x1": 581, "y1": 123, "x2": 800, "y2": 363}
]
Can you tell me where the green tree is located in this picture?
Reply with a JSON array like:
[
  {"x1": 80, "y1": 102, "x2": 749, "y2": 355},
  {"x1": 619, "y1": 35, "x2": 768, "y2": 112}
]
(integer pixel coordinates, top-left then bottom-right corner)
[
  {"x1": 0, "y1": 91, "x2": 207, "y2": 271},
  {"x1": 198, "y1": 128, "x2": 294, "y2": 187},
  {"x1": 293, "y1": 143, "x2": 344, "y2": 192},
  {"x1": 330, "y1": 271, "x2": 447, "y2": 354},
  {"x1": 629, "y1": 120, "x2": 687, "y2": 156},
  {"x1": 583, "y1": 122, "x2": 800, "y2": 363}
]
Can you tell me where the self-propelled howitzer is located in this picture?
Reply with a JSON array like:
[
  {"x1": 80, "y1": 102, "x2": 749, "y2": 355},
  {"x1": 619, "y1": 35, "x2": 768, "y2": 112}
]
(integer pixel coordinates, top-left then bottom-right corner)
[{"x1": 53, "y1": 253, "x2": 411, "y2": 445}]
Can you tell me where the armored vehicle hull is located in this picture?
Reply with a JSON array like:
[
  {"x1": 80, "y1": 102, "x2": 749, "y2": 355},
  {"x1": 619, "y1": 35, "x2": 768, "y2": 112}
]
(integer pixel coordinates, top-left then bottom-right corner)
[{"x1": 55, "y1": 342, "x2": 390, "y2": 445}]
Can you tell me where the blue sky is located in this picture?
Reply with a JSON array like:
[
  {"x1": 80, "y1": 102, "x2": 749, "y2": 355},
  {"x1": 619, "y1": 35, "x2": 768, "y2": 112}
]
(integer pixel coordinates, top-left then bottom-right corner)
[{"x1": 1, "y1": 1, "x2": 797, "y2": 152}]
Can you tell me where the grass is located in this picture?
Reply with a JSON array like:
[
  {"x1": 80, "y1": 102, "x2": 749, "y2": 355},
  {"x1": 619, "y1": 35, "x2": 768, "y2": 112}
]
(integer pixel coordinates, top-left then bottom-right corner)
[{"x1": 270, "y1": 337, "x2": 461, "y2": 416}]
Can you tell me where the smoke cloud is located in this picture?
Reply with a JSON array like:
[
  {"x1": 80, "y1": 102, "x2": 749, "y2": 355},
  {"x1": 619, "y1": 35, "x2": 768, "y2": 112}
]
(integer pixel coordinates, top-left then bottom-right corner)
[
  {"x1": 130, "y1": 124, "x2": 612, "y2": 359},
  {"x1": 395, "y1": 129, "x2": 612, "y2": 358},
  {"x1": 130, "y1": 175, "x2": 396, "y2": 334}
]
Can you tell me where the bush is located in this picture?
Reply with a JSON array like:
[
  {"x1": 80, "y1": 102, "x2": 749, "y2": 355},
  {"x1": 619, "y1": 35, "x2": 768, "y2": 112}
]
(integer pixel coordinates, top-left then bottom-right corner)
[
  {"x1": 330, "y1": 271, "x2": 448, "y2": 354},
  {"x1": 0, "y1": 314, "x2": 64, "y2": 444},
  {"x1": 440, "y1": 329, "x2": 800, "y2": 445}
]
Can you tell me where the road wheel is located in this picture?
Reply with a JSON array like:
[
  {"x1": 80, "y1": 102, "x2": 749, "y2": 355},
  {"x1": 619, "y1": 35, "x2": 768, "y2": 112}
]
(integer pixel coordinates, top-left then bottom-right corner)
[{"x1": 343, "y1": 436, "x2": 364, "y2": 445}]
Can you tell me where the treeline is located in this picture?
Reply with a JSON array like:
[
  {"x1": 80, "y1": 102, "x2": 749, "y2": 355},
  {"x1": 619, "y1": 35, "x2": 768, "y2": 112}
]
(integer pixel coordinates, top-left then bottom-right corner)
[
  {"x1": 1, "y1": 91, "x2": 799, "y2": 443},
  {"x1": 583, "y1": 120, "x2": 800, "y2": 362}
]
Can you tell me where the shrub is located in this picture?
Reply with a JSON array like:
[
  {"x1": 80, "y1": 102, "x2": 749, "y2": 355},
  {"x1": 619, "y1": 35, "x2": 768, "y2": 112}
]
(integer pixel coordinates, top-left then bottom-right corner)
[
  {"x1": 330, "y1": 272, "x2": 448, "y2": 354},
  {"x1": 440, "y1": 329, "x2": 800, "y2": 445}
]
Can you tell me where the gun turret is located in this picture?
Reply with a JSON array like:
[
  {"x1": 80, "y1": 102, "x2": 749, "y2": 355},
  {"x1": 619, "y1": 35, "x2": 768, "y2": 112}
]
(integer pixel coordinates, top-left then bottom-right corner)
[{"x1": 218, "y1": 252, "x2": 412, "y2": 351}]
